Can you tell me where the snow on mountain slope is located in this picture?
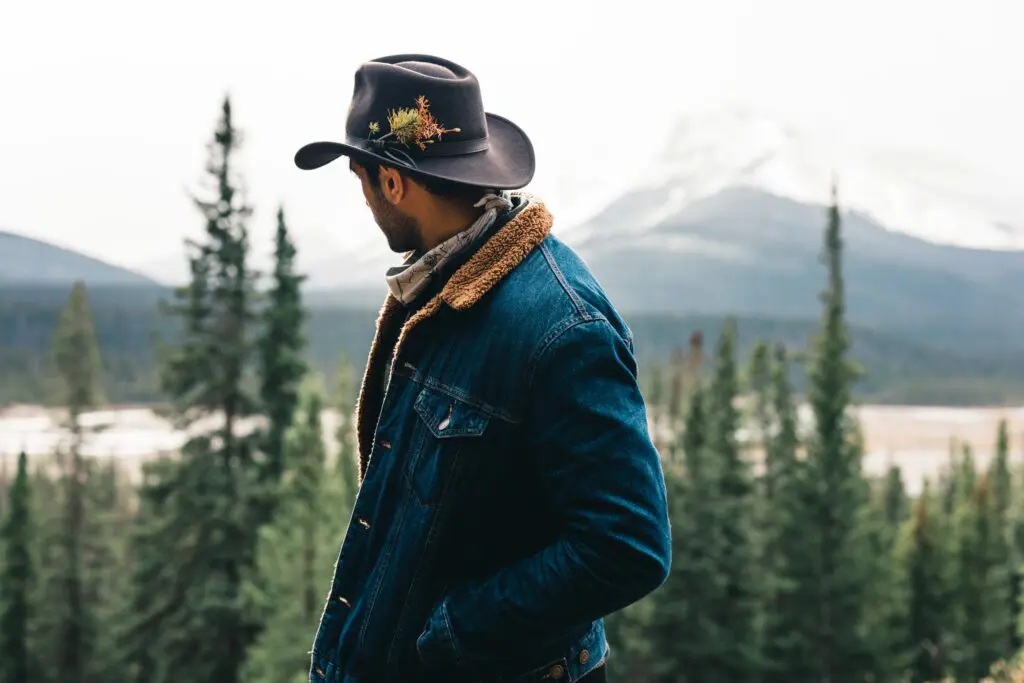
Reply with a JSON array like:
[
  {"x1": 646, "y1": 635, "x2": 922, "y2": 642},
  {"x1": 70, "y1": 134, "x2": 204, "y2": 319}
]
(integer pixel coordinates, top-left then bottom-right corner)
[{"x1": 574, "y1": 107, "x2": 1024, "y2": 251}]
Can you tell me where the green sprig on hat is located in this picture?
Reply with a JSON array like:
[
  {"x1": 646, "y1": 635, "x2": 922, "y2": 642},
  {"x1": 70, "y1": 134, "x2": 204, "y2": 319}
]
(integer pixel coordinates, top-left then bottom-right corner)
[{"x1": 368, "y1": 95, "x2": 461, "y2": 151}]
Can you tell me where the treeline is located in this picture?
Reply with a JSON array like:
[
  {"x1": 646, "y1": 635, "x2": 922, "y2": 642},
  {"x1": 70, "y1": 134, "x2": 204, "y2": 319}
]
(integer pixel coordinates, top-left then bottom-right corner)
[
  {"x1": 603, "y1": 190, "x2": 1024, "y2": 681},
  {"x1": 4, "y1": 292, "x2": 1024, "y2": 408},
  {"x1": 2, "y1": 95, "x2": 1024, "y2": 683},
  {"x1": 4, "y1": 296, "x2": 1024, "y2": 408}
]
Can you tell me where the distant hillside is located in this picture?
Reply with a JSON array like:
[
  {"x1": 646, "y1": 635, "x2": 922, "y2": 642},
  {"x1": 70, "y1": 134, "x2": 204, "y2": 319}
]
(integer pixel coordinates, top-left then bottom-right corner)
[
  {"x1": 2, "y1": 285, "x2": 1023, "y2": 407},
  {"x1": 0, "y1": 230, "x2": 159, "y2": 287},
  {"x1": 568, "y1": 187, "x2": 1024, "y2": 354}
]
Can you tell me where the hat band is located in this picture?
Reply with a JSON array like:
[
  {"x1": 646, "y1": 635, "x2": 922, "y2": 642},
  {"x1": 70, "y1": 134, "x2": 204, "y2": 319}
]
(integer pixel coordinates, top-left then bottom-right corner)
[{"x1": 349, "y1": 135, "x2": 490, "y2": 158}]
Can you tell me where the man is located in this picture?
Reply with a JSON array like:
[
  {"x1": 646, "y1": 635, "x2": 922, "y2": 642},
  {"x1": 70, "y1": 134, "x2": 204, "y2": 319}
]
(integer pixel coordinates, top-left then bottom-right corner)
[{"x1": 294, "y1": 54, "x2": 671, "y2": 683}]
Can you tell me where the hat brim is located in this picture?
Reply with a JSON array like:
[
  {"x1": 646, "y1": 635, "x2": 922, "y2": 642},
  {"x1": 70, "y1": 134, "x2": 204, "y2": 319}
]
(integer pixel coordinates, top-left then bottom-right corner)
[{"x1": 294, "y1": 113, "x2": 535, "y2": 190}]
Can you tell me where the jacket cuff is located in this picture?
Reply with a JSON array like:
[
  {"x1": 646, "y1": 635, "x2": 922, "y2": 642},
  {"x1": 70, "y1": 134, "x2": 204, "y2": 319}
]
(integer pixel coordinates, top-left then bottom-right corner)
[{"x1": 416, "y1": 597, "x2": 462, "y2": 669}]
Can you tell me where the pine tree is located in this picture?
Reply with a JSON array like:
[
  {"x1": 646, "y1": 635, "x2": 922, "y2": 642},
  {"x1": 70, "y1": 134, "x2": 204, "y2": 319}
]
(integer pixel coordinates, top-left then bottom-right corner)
[
  {"x1": 258, "y1": 204, "x2": 307, "y2": 491},
  {"x1": 124, "y1": 95, "x2": 262, "y2": 683},
  {"x1": 956, "y1": 443, "x2": 979, "y2": 505},
  {"x1": 51, "y1": 281, "x2": 105, "y2": 683},
  {"x1": 760, "y1": 344, "x2": 811, "y2": 683},
  {"x1": 860, "y1": 465, "x2": 910, "y2": 683},
  {"x1": 991, "y1": 421, "x2": 1012, "y2": 520},
  {"x1": 648, "y1": 384, "x2": 712, "y2": 682},
  {"x1": 952, "y1": 474, "x2": 1012, "y2": 680},
  {"x1": 83, "y1": 459, "x2": 133, "y2": 683},
  {"x1": 798, "y1": 183, "x2": 874, "y2": 683},
  {"x1": 26, "y1": 455, "x2": 62, "y2": 683},
  {"x1": 332, "y1": 354, "x2": 360, "y2": 509},
  {"x1": 988, "y1": 419, "x2": 1017, "y2": 653},
  {"x1": 883, "y1": 464, "x2": 909, "y2": 532},
  {"x1": 644, "y1": 361, "x2": 665, "y2": 410},
  {"x1": 242, "y1": 381, "x2": 350, "y2": 683},
  {"x1": 897, "y1": 484, "x2": 953, "y2": 683},
  {"x1": 705, "y1": 320, "x2": 760, "y2": 682},
  {"x1": 0, "y1": 451, "x2": 33, "y2": 683},
  {"x1": 746, "y1": 339, "x2": 772, "y2": 488},
  {"x1": 940, "y1": 438, "x2": 961, "y2": 516},
  {"x1": 764, "y1": 345, "x2": 799, "y2": 509}
]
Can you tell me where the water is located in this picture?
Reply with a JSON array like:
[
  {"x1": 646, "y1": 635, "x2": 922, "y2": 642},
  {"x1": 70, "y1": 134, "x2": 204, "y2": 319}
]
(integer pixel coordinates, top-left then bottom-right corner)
[{"x1": 2, "y1": 403, "x2": 1022, "y2": 495}]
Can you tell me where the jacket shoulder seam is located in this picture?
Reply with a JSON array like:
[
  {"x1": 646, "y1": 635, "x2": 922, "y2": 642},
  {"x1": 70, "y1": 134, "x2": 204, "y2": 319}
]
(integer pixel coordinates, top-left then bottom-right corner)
[
  {"x1": 539, "y1": 240, "x2": 591, "y2": 320},
  {"x1": 526, "y1": 315, "x2": 613, "y2": 392}
]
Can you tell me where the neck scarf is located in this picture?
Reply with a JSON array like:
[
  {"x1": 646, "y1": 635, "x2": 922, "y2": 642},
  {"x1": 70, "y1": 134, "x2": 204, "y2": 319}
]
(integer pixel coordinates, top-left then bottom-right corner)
[{"x1": 384, "y1": 192, "x2": 516, "y2": 305}]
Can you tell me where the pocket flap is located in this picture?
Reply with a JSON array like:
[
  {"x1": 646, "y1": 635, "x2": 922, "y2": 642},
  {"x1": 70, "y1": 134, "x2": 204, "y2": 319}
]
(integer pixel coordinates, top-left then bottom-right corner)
[{"x1": 414, "y1": 386, "x2": 490, "y2": 439}]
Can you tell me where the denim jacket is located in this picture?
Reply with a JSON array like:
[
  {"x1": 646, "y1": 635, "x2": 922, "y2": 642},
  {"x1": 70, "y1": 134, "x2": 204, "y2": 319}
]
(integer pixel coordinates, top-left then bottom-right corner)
[{"x1": 309, "y1": 198, "x2": 672, "y2": 683}]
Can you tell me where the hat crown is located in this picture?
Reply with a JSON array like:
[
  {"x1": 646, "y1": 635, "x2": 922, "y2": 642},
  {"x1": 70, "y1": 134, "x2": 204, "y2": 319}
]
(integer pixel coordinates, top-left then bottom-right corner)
[{"x1": 344, "y1": 54, "x2": 488, "y2": 145}]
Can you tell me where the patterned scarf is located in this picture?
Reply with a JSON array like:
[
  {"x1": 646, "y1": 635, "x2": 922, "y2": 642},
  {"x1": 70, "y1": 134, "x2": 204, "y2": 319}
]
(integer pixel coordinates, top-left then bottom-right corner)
[{"x1": 384, "y1": 192, "x2": 518, "y2": 305}]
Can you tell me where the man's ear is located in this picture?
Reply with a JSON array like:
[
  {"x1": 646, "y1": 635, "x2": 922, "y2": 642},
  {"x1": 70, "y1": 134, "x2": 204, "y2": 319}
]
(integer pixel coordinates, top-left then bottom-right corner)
[{"x1": 378, "y1": 166, "x2": 406, "y2": 205}]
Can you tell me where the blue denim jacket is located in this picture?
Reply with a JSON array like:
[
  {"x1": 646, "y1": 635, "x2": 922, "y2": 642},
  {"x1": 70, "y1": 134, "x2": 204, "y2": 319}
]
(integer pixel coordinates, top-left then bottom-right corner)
[{"x1": 309, "y1": 198, "x2": 671, "y2": 683}]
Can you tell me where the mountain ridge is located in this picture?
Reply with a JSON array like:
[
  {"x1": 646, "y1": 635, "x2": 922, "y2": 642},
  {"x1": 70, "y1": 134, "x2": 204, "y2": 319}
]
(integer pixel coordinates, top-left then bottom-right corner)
[{"x1": 0, "y1": 229, "x2": 160, "y2": 287}]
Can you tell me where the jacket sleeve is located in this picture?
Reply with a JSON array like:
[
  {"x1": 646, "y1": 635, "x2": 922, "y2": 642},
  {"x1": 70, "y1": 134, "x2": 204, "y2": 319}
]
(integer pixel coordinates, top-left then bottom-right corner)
[{"x1": 416, "y1": 316, "x2": 672, "y2": 668}]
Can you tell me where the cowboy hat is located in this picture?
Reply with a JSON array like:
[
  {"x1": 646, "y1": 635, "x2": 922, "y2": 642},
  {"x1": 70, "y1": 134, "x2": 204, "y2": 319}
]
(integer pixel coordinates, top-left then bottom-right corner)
[{"x1": 294, "y1": 54, "x2": 535, "y2": 190}]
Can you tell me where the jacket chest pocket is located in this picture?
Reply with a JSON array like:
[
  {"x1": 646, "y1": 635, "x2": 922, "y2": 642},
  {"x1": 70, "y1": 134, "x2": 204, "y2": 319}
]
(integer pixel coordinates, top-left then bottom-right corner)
[{"x1": 407, "y1": 385, "x2": 491, "y2": 507}]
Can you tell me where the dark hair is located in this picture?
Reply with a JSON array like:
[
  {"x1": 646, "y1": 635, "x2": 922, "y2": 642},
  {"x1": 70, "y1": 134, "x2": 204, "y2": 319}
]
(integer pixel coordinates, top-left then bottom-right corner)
[{"x1": 360, "y1": 160, "x2": 485, "y2": 205}]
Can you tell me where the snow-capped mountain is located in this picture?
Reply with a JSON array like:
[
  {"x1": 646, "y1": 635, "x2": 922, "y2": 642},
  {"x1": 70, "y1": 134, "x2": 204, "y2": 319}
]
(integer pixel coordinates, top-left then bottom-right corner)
[{"x1": 570, "y1": 107, "x2": 1024, "y2": 252}]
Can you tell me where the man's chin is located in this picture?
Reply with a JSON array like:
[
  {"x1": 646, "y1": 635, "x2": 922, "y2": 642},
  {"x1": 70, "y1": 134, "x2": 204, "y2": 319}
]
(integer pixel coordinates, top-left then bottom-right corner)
[{"x1": 383, "y1": 233, "x2": 420, "y2": 255}]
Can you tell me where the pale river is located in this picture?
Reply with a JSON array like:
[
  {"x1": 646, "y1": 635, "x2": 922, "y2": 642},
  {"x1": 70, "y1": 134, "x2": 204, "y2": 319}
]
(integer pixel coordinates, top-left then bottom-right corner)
[{"x1": 2, "y1": 403, "x2": 1023, "y2": 495}]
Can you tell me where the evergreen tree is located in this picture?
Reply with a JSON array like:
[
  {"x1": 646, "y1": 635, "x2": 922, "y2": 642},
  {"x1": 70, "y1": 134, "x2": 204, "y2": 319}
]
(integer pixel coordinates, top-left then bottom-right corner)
[
  {"x1": 897, "y1": 484, "x2": 953, "y2": 683},
  {"x1": 797, "y1": 183, "x2": 874, "y2": 683},
  {"x1": 956, "y1": 443, "x2": 979, "y2": 505},
  {"x1": 644, "y1": 361, "x2": 665, "y2": 410},
  {"x1": 0, "y1": 451, "x2": 33, "y2": 683},
  {"x1": 940, "y1": 438, "x2": 961, "y2": 516},
  {"x1": 51, "y1": 281, "x2": 105, "y2": 683},
  {"x1": 991, "y1": 421, "x2": 1012, "y2": 520},
  {"x1": 332, "y1": 354, "x2": 360, "y2": 509},
  {"x1": 883, "y1": 464, "x2": 909, "y2": 533},
  {"x1": 0, "y1": 456, "x2": 8, "y2": 517},
  {"x1": 648, "y1": 384, "x2": 712, "y2": 682},
  {"x1": 764, "y1": 345, "x2": 799, "y2": 508},
  {"x1": 1001, "y1": 422, "x2": 1024, "y2": 652},
  {"x1": 243, "y1": 382, "x2": 352, "y2": 683},
  {"x1": 760, "y1": 344, "x2": 811, "y2": 683},
  {"x1": 746, "y1": 340, "x2": 772, "y2": 486},
  {"x1": 988, "y1": 419, "x2": 1017, "y2": 652},
  {"x1": 258, "y1": 204, "x2": 307, "y2": 490},
  {"x1": 952, "y1": 474, "x2": 1012, "y2": 681},
  {"x1": 650, "y1": 324, "x2": 760, "y2": 683},
  {"x1": 860, "y1": 463, "x2": 910, "y2": 683},
  {"x1": 124, "y1": 95, "x2": 262, "y2": 683},
  {"x1": 603, "y1": 597, "x2": 656, "y2": 681},
  {"x1": 26, "y1": 455, "x2": 62, "y2": 683},
  {"x1": 704, "y1": 321, "x2": 760, "y2": 682},
  {"x1": 83, "y1": 459, "x2": 133, "y2": 683}
]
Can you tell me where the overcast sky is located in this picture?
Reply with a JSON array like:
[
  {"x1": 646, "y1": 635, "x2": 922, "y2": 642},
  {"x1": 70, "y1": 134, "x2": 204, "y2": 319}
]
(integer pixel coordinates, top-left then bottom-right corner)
[{"x1": 2, "y1": 0, "x2": 1021, "y2": 281}]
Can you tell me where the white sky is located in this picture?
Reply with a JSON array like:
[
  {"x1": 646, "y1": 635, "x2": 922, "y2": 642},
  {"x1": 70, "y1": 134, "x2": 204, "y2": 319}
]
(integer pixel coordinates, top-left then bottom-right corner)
[{"x1": 1, "y1": 0, "x2": 1021, "y2": 283}]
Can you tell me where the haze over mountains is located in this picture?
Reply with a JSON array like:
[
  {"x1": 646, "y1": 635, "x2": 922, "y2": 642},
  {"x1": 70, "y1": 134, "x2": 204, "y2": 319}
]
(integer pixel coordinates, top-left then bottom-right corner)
[
  {"x1": 3, "y1": 109, "x2": 1022, "y2": 355},
  {"x1": 0, "y1": 230, "x2": 159, "y2": 287}
]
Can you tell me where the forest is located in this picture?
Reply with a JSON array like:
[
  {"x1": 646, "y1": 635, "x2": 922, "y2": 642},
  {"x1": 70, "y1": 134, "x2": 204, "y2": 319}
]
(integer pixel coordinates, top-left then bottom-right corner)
[{"x1": 2, "y1": 96, "x2": 1023, "y2": 683}]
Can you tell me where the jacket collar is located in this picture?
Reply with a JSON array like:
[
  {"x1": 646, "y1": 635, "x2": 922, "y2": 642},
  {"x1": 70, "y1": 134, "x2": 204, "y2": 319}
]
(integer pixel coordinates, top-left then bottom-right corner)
[{"x1": 353, "y1": 201, "x2": 554, "y2": 480}]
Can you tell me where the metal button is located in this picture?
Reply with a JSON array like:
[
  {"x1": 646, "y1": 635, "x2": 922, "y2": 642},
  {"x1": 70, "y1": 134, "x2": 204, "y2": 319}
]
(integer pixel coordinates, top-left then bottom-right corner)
[
  {"x1": 547, "y1": 664, "x2": 565, "y2": 680},
  {"x1": 314, "y1": 666, "x2": 325, "y2": 677},
  {"x1": 357, "y1": 518, "x2": 371, "y2": 530},
  {"x1": 338, "y1": 596, "x2": 351, "y2": 607},
  {"x1": 578, "y1": 649, "x2": 590, "y2": 665}
]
